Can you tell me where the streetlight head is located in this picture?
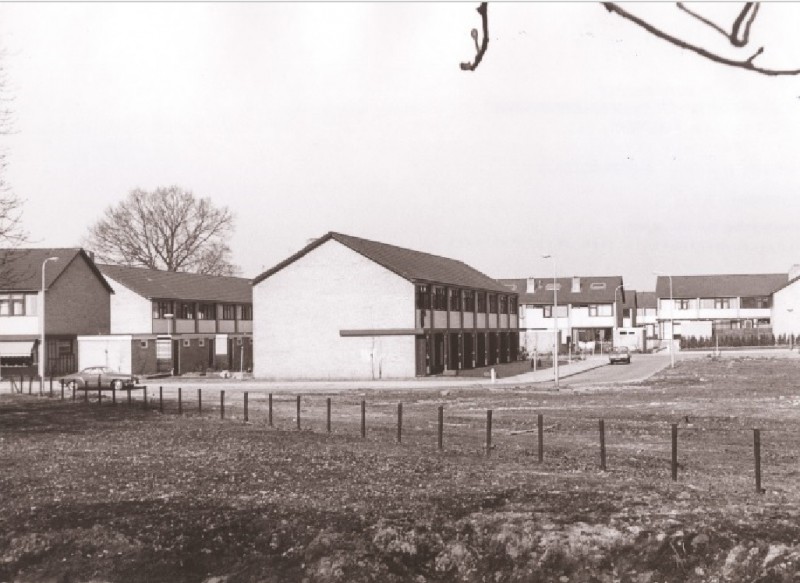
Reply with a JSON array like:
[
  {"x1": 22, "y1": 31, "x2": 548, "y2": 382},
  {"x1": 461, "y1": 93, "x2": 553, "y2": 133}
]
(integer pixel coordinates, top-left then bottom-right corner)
[{"x1": 541, "y1": 254, "x2": 552, "y2": 259}]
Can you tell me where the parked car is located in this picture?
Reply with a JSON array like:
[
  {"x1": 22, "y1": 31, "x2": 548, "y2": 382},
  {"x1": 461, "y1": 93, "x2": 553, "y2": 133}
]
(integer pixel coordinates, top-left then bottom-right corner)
[
  {"x1": 608, "y1": 346, "x2": 632, "y2": 365},
  {"x1": 61, "y1": 366, "x2": 139, "y2": 390}
]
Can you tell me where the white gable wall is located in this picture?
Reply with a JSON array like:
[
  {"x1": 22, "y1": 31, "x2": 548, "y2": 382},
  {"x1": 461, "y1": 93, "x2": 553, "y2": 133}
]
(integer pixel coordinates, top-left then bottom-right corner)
[
  {"x1": 106, "y1": 276, "x2": 153, "y2": 334},
  {"x1": 773, "y1": 281, "x2": 800, "y2": 337},
  {"x1": 253, "y1": 239, "x2": 416, "y2": 380}
]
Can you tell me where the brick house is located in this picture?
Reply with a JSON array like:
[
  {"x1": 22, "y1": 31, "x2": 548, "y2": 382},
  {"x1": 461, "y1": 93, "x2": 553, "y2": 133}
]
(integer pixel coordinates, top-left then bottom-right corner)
[
  {"x1": 252, "y1": 232, "x2": 519, "y2": 380},
  {"x1": 0, "y1": 248, "x2": 113, "y2": 378},
  {"x1": 80, "y1": 265, "x2": 253, "y2": 376}
]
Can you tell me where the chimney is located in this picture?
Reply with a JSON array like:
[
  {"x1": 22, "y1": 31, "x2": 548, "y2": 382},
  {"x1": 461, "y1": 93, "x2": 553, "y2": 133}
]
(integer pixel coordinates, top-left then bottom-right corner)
[
  {"x1": 571, "y1": 276, "x2": 581, "y2": 293},
  {"x1": 790, "y1": 264, "x2": 800, "y2": 282},
  {"x1": 526, "y1": 277, "x2": 536, "y2": 293}
]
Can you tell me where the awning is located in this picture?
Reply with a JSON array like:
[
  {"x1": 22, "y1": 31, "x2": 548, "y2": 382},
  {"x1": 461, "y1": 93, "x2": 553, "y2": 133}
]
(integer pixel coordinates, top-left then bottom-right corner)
[{"x1": 0, "y1": 341, "x2": 35, "y2": 357}]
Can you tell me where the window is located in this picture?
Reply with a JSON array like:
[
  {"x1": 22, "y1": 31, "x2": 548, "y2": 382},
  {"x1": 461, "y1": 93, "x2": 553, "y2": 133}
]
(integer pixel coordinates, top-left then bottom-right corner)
[
  {"x1": 153, "y1": 301, "x2": 172, "y2": 319},
  {"x1": 509, "y1": 297, "x2": 517, "y2": 313},
  {"x1": 623, "y1": 308, "x2": 632, "y2": 318},
  {"x1": 476, "y1": 292, "x2": 486, "y2": 313},
  {"x1": 139, "y1": 340, "x2": 148, "y2": 349},
  {"x1": 741, "y1": 296, "x2": 771, "y2": 309},
  {"x1": 714, "y1": 298, "x2": 731, "y2": 309},
  {"x1": 432, "y1": 287, "x2": 447, "y2": 311},
  {"x1": 463, "y1": 290, "x2": 475, "y2": 312},
  {"x1": 545, "y1": 283, "x2": 561, "y2": 291},
  {"x1": 499, "y1": 295, "x2": 508, "y2": 314},
  {"x1": 198, "y1": 338, "x2": 205, "y2": 347},
  {"x1": 590, "y1": 282, "x2": 607, "y2": 290},
  {"x1": 183, "y1": 339, "x2": 191, "y2": 347},
  {"x1": 0, "y1": 293, "x2": 28, "y2": 316},
  {"x1": 178, "y1": 302, "x2": 194, "y2": 319},
  {"x1": 449, "y1": 288, "x2": 461, "y2": 311},
  {"x1": 676, "y1": 299, "x2": 691, "y2": 310},
  {"x1": 488, "y1": 294, "x2": 498, "y2": 314},
  {"x1": 415, "y1": 285, "x2": 431, "y2": 310},
  {"x1": 543, "y1": 305, "x2": 568, "y2": 318},
  {"x1": 197, "y1": 303, "x2": 215, "y2": 320},
  {"x1": 241, "y1": 305, "x2": 253, "y2": 320},
  {"x1": 588, "y1": 304, "x2": 613, "y2": 317},
  {"x1": 222, "y1": 304, "x2": 236, "y2": 319}
]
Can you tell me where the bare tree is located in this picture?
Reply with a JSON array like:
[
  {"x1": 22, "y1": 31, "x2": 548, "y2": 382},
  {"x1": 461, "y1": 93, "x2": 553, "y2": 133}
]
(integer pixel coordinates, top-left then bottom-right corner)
[
  {"x1": 461, "y1": 2, "x2": 800, "y2": 76},
  {"x1": 86, "y1": 186, "x2": 240, "y2": 276},
  {"x1": 0, "y1": 48, "x2": 26, "y2": 247}
]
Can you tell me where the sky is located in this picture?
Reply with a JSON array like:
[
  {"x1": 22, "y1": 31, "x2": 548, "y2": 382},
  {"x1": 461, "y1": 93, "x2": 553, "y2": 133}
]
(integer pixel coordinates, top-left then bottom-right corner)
[{"x1": 1, "y1": 2, "x2": 799, "y2": 291}]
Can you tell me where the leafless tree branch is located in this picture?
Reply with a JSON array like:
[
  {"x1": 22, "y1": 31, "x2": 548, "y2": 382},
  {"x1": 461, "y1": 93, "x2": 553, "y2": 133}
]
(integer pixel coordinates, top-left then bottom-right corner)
[
  {"x1": 677, "y1": 2, "x2": 760, "y2": 48},
  {"x1": 85, "y1": 186, "x2": 239, "y2": 275},
  {"x1": 602, "y1": 2, "x2": 800, "y2": 76},
  {"x1": 460, "y1": 2, "x2": 489, "y2": 71},
  {"x1": 0, "y1": 48, "x2": 27, "y2": 247}
]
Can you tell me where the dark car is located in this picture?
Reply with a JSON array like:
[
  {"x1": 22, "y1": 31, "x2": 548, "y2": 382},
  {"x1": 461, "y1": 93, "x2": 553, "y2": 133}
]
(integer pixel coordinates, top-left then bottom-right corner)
[
  {"x1": 62, "y1": 366, "x2": 139, "y2": 390},
  {"x1": 608, "y1": 346, "x2": 632, "y2": 365}
]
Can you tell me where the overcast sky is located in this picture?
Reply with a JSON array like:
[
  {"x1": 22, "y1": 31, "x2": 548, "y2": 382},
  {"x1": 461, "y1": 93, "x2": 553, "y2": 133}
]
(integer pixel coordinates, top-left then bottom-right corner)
[{"x1": 1, "y1": 2, "x2": 799, "y2": 291}]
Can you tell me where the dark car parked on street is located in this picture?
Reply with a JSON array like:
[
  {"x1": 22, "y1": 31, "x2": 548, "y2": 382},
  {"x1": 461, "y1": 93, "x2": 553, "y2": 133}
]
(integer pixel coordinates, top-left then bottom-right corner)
[
  {"x1": 61, "y1": 366, "x2": 139, "y2": 390},
  {"x1": 608, "y1": 346, "x2": 632, "y2": 365}
]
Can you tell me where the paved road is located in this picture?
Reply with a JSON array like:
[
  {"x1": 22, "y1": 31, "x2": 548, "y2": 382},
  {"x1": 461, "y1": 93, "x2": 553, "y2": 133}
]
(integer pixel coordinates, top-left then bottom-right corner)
[{"x1": 565, "y1": 353, "x2": 672, "y2": 386}]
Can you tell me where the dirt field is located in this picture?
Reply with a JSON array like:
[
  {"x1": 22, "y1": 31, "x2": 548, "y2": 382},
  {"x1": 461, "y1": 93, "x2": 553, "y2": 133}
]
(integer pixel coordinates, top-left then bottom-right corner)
[{"x1": 3, "y1": 356, "x2": 800, "y2": 582}]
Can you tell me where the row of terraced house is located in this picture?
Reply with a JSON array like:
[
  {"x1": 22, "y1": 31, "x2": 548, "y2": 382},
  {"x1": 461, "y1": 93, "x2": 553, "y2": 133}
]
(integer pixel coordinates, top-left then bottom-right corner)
[{"x1": 2, "y1": 234, "x2": 800, "y2": 381}]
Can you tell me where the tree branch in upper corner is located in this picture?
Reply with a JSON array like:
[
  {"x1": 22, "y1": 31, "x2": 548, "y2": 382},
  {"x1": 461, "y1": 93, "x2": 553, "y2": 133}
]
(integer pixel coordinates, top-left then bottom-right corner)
[
  {"x1": 603, "y1": 2, "x2": 800, "y2": 76},
  {"x1": 460, "y1": 2, "x2": 489, "y2": 71}
]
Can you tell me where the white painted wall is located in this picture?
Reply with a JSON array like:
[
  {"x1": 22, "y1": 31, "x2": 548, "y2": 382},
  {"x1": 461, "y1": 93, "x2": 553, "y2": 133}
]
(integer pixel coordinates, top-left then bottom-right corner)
[
  {"x1": 106, "y1": 276, "x2": 153, "y2": 334},
  {"x1": 773, "y1": 282, "x2": 800, "y2": 337},
  {"x1": 0, "y1": 315, "x2": 38, "y2": 336},
  {"x1": 254, "y1": 239, "x2": 416, "y2": 380},
  {"x1": 77, "y1": 335, "x2": 132, "y2": 373}
]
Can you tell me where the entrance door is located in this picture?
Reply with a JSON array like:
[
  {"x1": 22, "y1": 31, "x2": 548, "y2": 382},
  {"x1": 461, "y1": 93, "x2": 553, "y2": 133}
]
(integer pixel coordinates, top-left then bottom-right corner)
[
  {"x1": 172, "y1": 340, "x2": 181, "y2": 375},
  {"x1": 432, "y1": 333, "x2": 445, "y2": 374},
  {"x1": 476, "y1": 334, "x2": 486, "y2": 367},
  {"x1": 415, "y1": 336, "x2": 427, "y2": 376}
]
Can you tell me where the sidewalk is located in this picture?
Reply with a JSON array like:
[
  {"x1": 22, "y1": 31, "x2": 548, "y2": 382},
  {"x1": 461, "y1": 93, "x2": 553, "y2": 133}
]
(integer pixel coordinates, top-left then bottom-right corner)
[{"x1": 147, "y1": 356, "x2": 609, "y2": 393}]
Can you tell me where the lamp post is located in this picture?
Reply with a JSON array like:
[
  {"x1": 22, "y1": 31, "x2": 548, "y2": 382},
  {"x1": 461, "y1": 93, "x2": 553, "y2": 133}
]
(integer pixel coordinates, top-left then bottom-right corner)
[
  {"x1": 653, "y1": 271, "x2": 675, "y2": 369},
  {"x1": 613, "y1": 284, "x2": 624, "y2": 347},
  {"x1": 40, "y1": 257, "x2": 59, "y2": 383},
  {"x1": 164, "y1": 313, "x2": 174, "y2": 375},
  {"x1": 542, "y1": 254, "x2": 559, "y2": 387}
]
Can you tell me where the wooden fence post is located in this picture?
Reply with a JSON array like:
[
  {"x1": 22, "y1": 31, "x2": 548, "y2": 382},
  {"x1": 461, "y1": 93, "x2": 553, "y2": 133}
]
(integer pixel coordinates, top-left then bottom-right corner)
[
  {"x1": 198, "y1": 389, "x2": 202, "y2": 413},
  {"x1": 438, "y1": 405, "x2": 444, "y2": 450},
  {"x1": 296, "y1": 395, "x2": 301, "y2": 430},
  {"x1": 49, "y1": 377, "x2": 53, "y2": 398},
  {"x1": 178, "y1": 387, "x2": 182, "y2": 415},
  {"x1": 671, "y1": 424, "x2": 678, "y2": 481},
  {"x1": 244, "y1": 392, "x2": 249, "y2": 423},
  {"x1": 361, "y1": 400, "x2": 366, "y2": 439},
  {"x1": 142, "y1": 386, "x2": 147, "y2": 410},
  {"x1": 159, "y1": 386, "x2": 163, "y2": 412},
  {"x1": 537, "y1": 413, "x2": 544, "y2": 463},
  {"x1": 268, "y1": 393, "x2": 273, "y2": 427},
  {"x1": 754, "y1": 428, "x2": 763, "y2": 494},
  {"x1": 111, "y1": 382, "x2": 116, "y2": 405},
  {"x1": 486, "y1": 409, "x2": 493, "y2": 457},
  {"x1": 396, "y1": 403, "x2": 402, "y2": 443},
  {"x1": 599, "y1": 419, "x2": 606, "y2": 471},
  {"x1": 98, "y1": 385, "x2": 102, "y2": 405},
  {"x1": 60, "y1": 379, "x2": 64, "y2": 401},
  {"x1": 126, "y1": 388, "x2": 131, "y2": 406},
  {"x1": 326, "y1": 397, "x2": 331, "y2": 433},
  {"x1": 220, "y1": 390, "x2": 225, "y2": 420}
]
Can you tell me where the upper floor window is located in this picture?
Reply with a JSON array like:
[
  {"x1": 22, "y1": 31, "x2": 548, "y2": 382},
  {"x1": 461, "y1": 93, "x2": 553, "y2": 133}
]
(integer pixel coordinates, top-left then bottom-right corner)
[
  {"x1": 197, "y1": 303, "x2": 215, "y2": 320},
  {"x1": 499, "y1": 295, "x2": 508, "y2": 314},
  {"x1": 449, "y1": 288, "x2": 461, "y2": 311},
  {"x1": 623, "y1": 308, "x2": 632, "y2": 318},
  {"x1": 676, "y1": 299, "x2": 691, "y2": 310},
  {"x1": 588, "y1": 304, "x2": 613, "y2": 317},
  {"x1": 543, "y1": 305, "x2": 568, "y2": 318},
  {"x1": 488, "y1": 294, "x2": 498, "y2": 314},
  {"x1": 463, "y1": 290, "x2": 475, "y2": 312},
  {"x1": 0, "y1": 293, "x2": 27, "y2": 316},
  {"x1": 741, "y1": 296, "x2": 771, "y2": 309},
  {"x1": 545, "y1": 283, "x2": 561, "y2": 291},
  {"x1": 178, "y1": 302, "x2": 194, "y2": 320},
  {"x1": 241, "y1": 305, "x2": 253, "y2": 320},
  {"x1": 432, "y1": 286, "x2": 447, "y2": 311},
  {"x1": 714, "y1": 298, "x2": 731, "y2": 309},
  {"x1": 221, "y1": 304, "x2": 236, "y2": 320},
  {"x1": 153, "y1": 301, "x2": 172, "y2": 319},
  {"x1": 590, "y1": 282, "x2": 607, "y2": 290},
  {"x1": 476, "y1": 292, "x2": 486, "y2": 313},
  {"x1": 415, "y1": 285, "x2": 431, "y2": 310},
  {"x1": 509, "y1": 296, "x2": 517, "y2": 313}
]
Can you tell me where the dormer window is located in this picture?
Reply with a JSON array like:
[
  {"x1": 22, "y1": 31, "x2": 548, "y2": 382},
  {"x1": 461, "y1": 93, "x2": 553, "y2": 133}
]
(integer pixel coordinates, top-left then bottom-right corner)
[
  {"x1": 545, "y1": 283, "x2": 561, "y2": 291},
  {"x1": 590, "y1": 282, "x2": 607, "y2": 290}
]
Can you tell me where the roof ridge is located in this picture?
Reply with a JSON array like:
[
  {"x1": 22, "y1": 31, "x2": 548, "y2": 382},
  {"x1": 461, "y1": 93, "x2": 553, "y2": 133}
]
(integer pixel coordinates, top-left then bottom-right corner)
[{"x1": 329, "y1": 232, "x2": 478, "y2": 269}]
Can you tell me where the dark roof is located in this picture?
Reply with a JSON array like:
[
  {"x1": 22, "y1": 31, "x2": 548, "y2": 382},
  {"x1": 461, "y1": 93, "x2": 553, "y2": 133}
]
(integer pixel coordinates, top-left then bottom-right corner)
[
  {"x1": 0, "y1": 248, "x2": 113, "y2": 292},
  {"x1": 636, "y1": 291, "x2": 657, "y2": 309},
  {"x1": 253, "y1": 232, "x2": 512, "y2": 294},
  {"x1": 621, "y1": 289, "x2": 637, "y2": 309},
  {"x1": 498, "y1": 276, "x2": 624, "y2": 305},
  {"x1": 99, "y1": 264, "x2": 252, "y2": 303},
  {"x1": 654, "y1": 274, "x2": 787, "y2": 299}
]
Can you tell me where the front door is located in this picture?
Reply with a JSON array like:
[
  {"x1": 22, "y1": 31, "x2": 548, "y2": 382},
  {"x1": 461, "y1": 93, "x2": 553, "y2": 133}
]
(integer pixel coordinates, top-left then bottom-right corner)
[{"x1": 172, "y1": 340, "x2": 181, "y2": 375}]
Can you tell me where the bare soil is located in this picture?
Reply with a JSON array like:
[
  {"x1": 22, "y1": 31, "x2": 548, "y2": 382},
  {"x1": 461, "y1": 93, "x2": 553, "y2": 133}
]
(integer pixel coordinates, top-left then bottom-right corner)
[{"x1": 3, "y1": 357, "x2": 800, "y2": 582}]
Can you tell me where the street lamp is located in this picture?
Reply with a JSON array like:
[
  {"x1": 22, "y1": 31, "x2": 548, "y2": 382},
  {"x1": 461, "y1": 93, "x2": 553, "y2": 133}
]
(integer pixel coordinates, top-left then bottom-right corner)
[
  {"x1": 613, "y1": 284, "x2": 624, "y2": 346},
  {"x1": 542, "y1": 254, "x2": 559, "y2": 387},
  {"x1": 653, "y1": 271, "x2": 675, "y2": 369},
  {"x1": 40, "y1": 256, "x2": 59, "y2": 383}
]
